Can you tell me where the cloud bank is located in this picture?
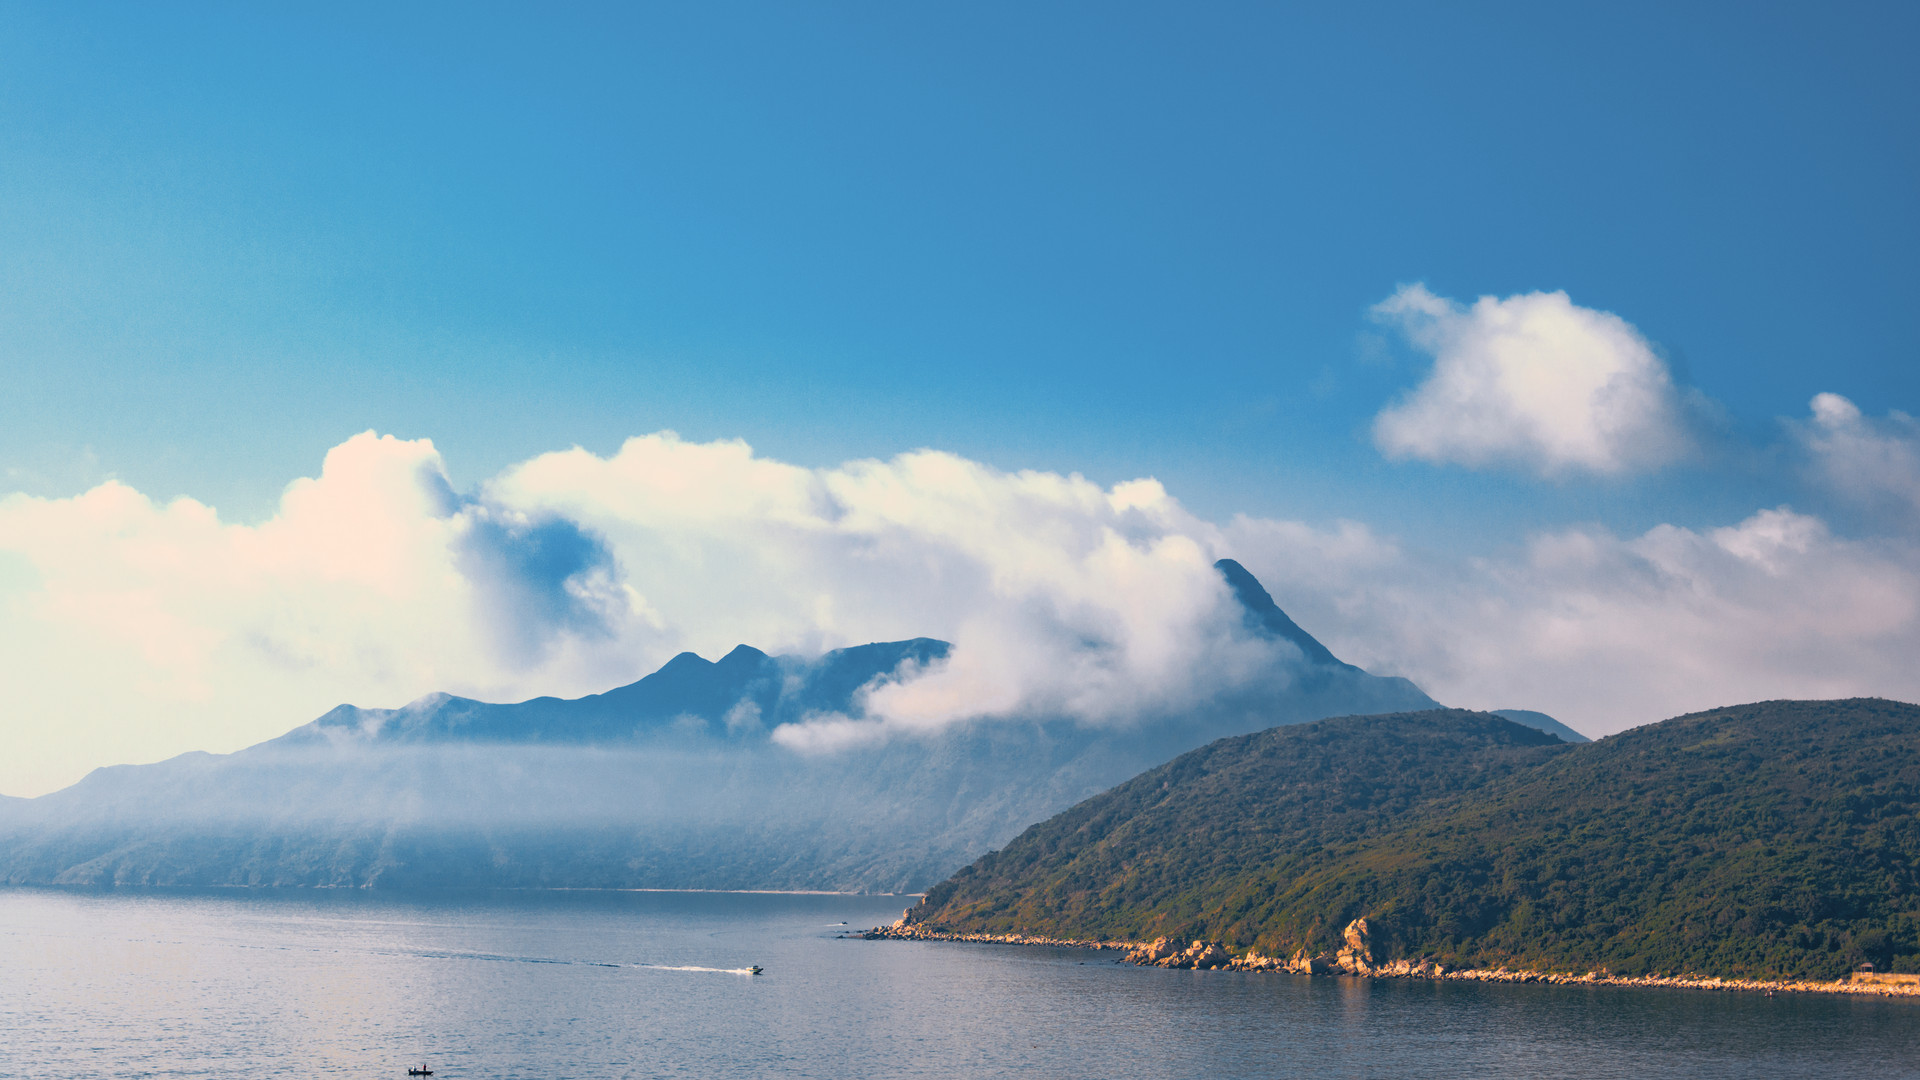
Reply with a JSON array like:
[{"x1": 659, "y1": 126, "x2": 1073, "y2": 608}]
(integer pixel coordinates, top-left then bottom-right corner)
[
  {"x1": 1371, "y1": 285, "x2": 1693, "y2": 476},
  {"x1": 1226, "y1": 503, "x2": 1920, "y2": 738},
  {"x1": 3, "y1": 418, "x2": 1918, "y2": 796},
  {"x1": 0, "y1": 432, "x2": 1278, "y2": 795}
]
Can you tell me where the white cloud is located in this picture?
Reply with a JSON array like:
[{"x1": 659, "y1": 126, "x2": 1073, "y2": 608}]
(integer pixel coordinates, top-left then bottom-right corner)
[
  {"x1": 5, "y1": 425, "x2": 1917, "y2": 796},
  {"x1": 1796, "y1": 392, "x2": 1920, "y2": 526},
  {"x1": 494, "y1": 435, "x2": 1277, "y2": 747},
  {"x1": 1370, "y1": 284, "x2": 1693, "y2": 476},
  {"x1": 0, "y1": 433, "x2": 662, "y2": 797},
  {"x1": 0, "y1": 431, "x2": 1279, "y2": 795},
  {"x1": 1227, "y1": 506, "x2": 1920, "y2": 738}
]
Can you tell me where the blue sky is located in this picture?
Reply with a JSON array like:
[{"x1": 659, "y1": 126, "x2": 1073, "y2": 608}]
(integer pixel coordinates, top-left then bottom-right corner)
[
  {"x1": 1, "y1": 3, "x2": 1917, "y2": 794},
  {"x1": 4, "y1": 3, "x2": 1912, "y2": 530}
]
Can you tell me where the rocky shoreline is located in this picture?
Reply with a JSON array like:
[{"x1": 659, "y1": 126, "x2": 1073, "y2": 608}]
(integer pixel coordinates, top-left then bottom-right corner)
[{"x1": 863, "y1": 917, "x2": 1920, "y2": 999}]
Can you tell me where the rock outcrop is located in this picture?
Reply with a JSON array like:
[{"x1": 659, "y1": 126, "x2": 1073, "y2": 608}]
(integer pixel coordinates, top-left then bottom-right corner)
[
  {"x1": 1335, "y1": 918, "x2": 1373, "y2": 974},
  {"x1": 1374, "y1": 957, "x2": 1446, "y2": 977},
  {"x1": 1080, "y1": 917, "x2": 1395, "y2": 976},
  {"x1": 1123, "y1": 937, "x2": 1233, "y2": 970},
  {"x1": 1287, "y1": 948, "x2": 1333, "y2": 974}
]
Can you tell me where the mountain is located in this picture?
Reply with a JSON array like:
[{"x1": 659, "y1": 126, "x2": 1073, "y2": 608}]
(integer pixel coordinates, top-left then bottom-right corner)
[
  {"x1": 277, "y1": 637, "x2": 951, "y2": 747},
  {"x1": 0, "y1": 560, "x2": 1442, "y2": 893},
  {"x1": 897, "y1": 698, "x2": 1920, "y2": 979},
  {"x1": 1216, "y1": 558, "x2": 1354, "y2": 671},
  {"x1": 1491, "y1": 708, "x2": 1589, "y2": 743}
]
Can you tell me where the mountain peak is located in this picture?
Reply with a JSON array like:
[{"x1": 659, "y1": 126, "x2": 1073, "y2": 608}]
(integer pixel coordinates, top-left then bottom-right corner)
[
  {"x1": 718, "y1": 644, "x2": 772, "y2": 668},
  {"x1": 1214, "y1": 558, "x2": 1353, "y2": 670}
]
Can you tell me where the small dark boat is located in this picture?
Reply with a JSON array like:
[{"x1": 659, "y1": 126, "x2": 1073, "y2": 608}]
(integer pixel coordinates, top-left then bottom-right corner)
[
  {"x1": 749, "y1": 965, "x2": 763, "y2": 975},
  {"x1": 407, "y1": 1068, "x2": 433, "y2": 1076}
]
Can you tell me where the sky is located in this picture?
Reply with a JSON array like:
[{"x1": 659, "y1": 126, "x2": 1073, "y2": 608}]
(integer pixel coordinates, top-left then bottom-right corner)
[{"x1": 2, "y1": 2, "x2": 1917, "y2": 797}]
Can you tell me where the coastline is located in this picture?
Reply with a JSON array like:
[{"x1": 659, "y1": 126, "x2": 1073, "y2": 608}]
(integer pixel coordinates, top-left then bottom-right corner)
[{"x1": 863, "y1": 924, "x2": 1920, "y2": 999}]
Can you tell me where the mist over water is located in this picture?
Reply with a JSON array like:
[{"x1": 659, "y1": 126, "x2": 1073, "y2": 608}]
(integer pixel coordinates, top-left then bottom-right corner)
[
  {"x1": 0, "y1": 642, "x2": 1437, "y2": 894},
  {"x1": 3, "y1": 888, "x2": 1915, "y2": 1080}
]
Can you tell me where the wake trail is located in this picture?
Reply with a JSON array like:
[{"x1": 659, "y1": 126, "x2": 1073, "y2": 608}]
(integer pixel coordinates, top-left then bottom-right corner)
[
  {"x1": 632, "y1": 964, "x2": 758, "y2": 975},
  {"x1": 403, "y1": 948, "x2": 755, "y2": 974},
  {"x1": 406, "y1": 949, "x2": 623, "y2": 967}
]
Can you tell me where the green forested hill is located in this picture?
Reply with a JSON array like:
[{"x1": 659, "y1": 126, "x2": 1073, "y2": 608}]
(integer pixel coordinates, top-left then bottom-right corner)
[{"x1": 904, "y1": 699, "x2": 1920, "y2": 980}]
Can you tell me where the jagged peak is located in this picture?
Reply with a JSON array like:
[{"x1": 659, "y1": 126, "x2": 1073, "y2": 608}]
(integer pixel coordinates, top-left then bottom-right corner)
[{"x1": 1213, "y1": 558, "x2": 1353, "y2": 670}]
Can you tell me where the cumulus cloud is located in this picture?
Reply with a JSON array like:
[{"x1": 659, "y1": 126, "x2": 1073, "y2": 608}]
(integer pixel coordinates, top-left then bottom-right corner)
[
  {"x1": 0, "y1": 431, "x2": 1282, "y2": 794},
  {"x1": 492, "y1": 435, "x2": 1278, "y2": 750},
  {"x1": 1370, "y1": 284, "x2": 1693, "y2": 476},
  {"x1": 1794, "y1": 392, "x2": 1920, "y2": 526},
  {"x1": 1226, "y1": 506, "x2": 1920, "y2": 738},
  {"x1": 0, "y1": 433, "x2": 660, "y2": 795}
]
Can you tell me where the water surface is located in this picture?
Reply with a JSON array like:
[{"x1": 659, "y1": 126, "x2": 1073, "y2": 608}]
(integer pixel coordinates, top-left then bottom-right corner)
[{"x1": 1, "y1": 888, "x2": 1914, "y2": 1079}]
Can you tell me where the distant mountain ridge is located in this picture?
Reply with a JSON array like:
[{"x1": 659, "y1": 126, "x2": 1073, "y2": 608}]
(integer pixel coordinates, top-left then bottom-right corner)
[
  {"x1": 280, "y1": 638, "x2": 950, "y2": 746},
  {"x1": 898, "y1": 698, "x2": 1920, "y2": 980},
  {"x1": 0, "y1": 559, "x2": 1542, "y2": 892}
]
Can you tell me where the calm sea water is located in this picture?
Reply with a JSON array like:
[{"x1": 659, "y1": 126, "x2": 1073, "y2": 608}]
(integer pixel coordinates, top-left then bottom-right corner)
[{"x1": 1, "y1": 887, "x2": 1915, "y2": 1079}]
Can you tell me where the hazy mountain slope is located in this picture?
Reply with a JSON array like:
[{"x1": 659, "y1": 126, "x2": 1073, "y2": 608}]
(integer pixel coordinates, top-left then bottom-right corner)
[
  {"x1": 1492, "y1": 708, "x2": 1589, "y2": 743},
  {"x1": 0, "y1": 561, "x2": 1442, "y2": 892},
  {"x1": 902, "y1": 699, "x2": 1920, "y2": 979}
]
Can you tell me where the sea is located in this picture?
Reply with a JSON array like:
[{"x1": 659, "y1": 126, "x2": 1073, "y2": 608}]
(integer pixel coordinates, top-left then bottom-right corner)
[{"x1": 1, "y1": 887, "x2": 1914, "y2": 1079}]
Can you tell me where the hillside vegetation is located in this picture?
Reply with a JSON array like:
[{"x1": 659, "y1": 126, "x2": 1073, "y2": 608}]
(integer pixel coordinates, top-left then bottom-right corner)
[{"x1": 904, "y1": 700, "x2": 1920, "y2": 980}]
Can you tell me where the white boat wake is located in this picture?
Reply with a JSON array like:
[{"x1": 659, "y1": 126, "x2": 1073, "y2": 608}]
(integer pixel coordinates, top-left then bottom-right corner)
[
  {"x1": 405, "y1": 949, "x2": 757, "y2": 974},
  {"x1": 632, "y1": 963, "x2": 759, "y2": 975}
]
